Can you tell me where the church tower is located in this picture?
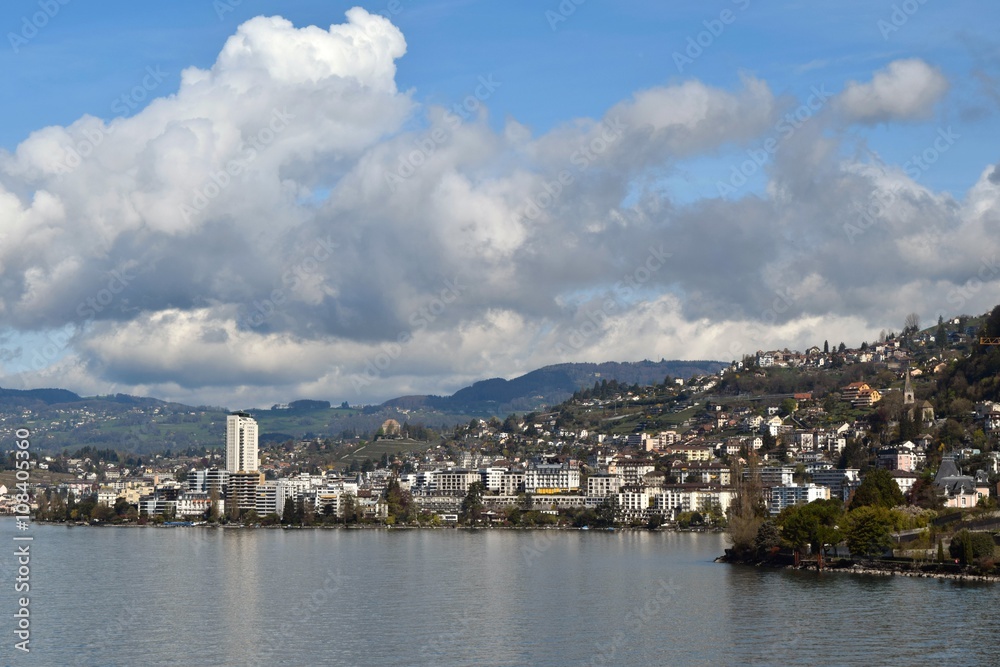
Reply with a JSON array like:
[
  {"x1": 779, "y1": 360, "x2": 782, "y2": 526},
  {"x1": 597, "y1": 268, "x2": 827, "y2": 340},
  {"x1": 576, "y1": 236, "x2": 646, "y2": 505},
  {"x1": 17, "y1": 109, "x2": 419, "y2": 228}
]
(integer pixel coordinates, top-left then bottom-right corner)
[{"x1": 903, "y1": 365, "x2": 915, "y2": 406}]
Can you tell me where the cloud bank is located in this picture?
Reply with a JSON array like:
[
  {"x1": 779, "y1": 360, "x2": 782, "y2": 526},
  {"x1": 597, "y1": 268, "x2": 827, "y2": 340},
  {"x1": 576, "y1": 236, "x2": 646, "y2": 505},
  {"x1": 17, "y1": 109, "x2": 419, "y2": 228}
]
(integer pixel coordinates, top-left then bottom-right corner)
[{"x1": 0, "y1": 11, "x2": 996, "y2": 407}]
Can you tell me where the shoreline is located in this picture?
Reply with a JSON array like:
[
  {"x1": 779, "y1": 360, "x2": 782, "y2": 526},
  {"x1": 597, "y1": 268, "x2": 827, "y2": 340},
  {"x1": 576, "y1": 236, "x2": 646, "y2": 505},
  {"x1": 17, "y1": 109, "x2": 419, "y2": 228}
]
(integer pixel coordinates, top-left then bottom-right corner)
[
  {"x1": 26, "y1": 520, "x2": 720, "y2": 532},
  {"x1": 716, "y1": 556, "x2": 1000, "y2": 583}
]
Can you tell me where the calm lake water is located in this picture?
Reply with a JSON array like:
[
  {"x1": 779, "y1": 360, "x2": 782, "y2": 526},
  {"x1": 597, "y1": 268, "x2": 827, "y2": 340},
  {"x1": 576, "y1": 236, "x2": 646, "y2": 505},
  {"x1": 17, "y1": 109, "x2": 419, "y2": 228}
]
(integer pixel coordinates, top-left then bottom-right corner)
[{"x1": 1, "y1": 519, "x2": 998, "y2": 666}]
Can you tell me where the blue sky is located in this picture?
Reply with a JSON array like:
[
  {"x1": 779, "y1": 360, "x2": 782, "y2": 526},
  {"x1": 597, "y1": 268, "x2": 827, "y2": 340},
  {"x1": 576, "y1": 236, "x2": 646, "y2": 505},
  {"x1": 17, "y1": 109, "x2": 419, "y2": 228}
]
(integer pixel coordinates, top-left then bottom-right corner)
[
  {"x1": 0, "y1": 1, "x2": 999, "y2": 406},
  {"x1": 2, "y1": 1, "x2": 995, "y2": 193}
]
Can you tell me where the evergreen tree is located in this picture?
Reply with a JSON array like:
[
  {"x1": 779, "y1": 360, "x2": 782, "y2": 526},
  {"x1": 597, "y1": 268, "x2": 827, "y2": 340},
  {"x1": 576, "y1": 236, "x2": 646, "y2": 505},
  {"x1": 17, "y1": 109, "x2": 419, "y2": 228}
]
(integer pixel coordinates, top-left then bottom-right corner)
[
  {"x1": 281, "y1": 498, "x2": 296, "y2": 525},
  {"x1": 460, "y1": 482, "x2": 485, "y2": 525},
  {"x1": 850, "y1": 469, "x2": 905, "y2": 510},
  {"x1": 844, "y1": 505, "x2": 893, "y2": 558}
]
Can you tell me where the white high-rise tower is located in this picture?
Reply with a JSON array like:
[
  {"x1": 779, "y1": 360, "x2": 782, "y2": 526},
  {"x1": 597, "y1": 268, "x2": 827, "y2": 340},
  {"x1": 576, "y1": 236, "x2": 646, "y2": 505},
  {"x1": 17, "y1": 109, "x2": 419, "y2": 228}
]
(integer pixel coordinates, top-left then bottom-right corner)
[{"x1": 226, "y1": 412, "x2": 259, "y2": 473}]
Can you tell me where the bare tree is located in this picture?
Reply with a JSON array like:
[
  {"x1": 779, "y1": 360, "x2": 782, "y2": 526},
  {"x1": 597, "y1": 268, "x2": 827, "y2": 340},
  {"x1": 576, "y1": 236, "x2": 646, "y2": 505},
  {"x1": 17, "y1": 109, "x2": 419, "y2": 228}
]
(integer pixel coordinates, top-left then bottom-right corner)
[
  {"x1": 726, "y1": 454, "x2": 767, "y2": 559},
  {"x1": 903, "y1": 312, "x2": 920, "y2": 334}
]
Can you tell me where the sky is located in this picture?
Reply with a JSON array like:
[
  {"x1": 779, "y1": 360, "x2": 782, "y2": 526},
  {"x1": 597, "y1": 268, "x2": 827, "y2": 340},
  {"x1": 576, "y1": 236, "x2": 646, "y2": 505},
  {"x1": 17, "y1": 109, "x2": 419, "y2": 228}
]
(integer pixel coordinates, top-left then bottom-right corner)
[{"x1": 0, "y1": 1, "x2": 999, "y2": 408}]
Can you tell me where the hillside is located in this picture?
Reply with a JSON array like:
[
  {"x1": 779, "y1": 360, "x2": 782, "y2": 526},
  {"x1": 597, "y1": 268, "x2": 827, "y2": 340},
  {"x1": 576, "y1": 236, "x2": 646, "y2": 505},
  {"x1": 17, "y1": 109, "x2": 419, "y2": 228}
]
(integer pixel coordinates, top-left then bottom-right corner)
[
  {"x1": 0, "y1": 359, "x2": 723, "y2": 453},
  {"x1": 382, "y1": 360, "x2": 727, "y2": 414}
]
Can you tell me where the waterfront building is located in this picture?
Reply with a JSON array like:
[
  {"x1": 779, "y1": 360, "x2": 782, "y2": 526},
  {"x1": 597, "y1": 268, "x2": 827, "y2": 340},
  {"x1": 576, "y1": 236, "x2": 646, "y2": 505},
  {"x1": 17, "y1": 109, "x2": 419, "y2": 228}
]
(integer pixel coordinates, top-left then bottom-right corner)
[{"x1": 229, "y1": 471, "x2": 264, "y2": 512}]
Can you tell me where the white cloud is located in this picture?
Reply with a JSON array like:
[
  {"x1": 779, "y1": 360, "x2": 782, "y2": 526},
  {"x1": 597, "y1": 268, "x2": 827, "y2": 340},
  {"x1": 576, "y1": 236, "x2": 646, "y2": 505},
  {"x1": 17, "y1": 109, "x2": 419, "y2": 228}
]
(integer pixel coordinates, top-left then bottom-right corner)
[
  {"x1": 837, "y1": 58, "x2": 948, "y2": 124},
  {"x1": 0, "y1": 14, "x2": 998, "y2": 408}
]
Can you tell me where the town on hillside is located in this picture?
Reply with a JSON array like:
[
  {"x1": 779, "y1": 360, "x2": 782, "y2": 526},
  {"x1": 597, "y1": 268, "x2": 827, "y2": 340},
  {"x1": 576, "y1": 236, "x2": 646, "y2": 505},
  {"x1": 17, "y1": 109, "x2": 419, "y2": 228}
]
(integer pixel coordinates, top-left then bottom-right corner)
[{"x1": 7, "y1": 307, "x2": 1000, "y2": 570}]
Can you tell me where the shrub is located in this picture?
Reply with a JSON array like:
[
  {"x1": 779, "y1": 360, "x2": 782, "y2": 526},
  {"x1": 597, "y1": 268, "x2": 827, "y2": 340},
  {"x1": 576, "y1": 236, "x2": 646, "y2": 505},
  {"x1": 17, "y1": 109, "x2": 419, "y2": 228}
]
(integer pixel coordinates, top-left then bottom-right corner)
[{"x1": 948, "y1": 530, "x2": 996, "y2": 565}]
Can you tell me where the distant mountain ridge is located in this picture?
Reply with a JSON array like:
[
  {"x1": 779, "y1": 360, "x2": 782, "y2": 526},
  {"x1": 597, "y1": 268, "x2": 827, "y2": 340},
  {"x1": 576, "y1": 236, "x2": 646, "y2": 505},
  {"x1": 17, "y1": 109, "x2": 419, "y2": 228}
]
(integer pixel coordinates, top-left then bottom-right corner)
[
  {"x1": 382, "y1": 360, "x2": 726, "y2": 415},
  {"x1": 0, "y1": 359, "x2": 725, "y2": 451},
  {"x1": 0, "y1": 386, "x2": 83, "y2": 405}
]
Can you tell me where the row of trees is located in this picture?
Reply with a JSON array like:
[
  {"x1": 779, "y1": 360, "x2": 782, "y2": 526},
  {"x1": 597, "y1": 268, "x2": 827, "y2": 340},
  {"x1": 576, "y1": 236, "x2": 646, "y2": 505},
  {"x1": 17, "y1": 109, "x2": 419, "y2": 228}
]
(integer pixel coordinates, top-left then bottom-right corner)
[
  {"x1": 726, "y1": 459, "x2": 925, "y2": 562},
  {"x1": 727, "y1": 461, "x2": 1000, "y2": 569}
]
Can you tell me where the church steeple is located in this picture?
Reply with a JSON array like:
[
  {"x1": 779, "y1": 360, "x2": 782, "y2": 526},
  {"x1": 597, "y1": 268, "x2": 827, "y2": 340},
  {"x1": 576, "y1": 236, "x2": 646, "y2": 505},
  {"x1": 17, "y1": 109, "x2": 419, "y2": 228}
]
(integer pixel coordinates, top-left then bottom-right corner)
[{"x1": 903, "y1": 365, "x2": 915, "y2": 405}]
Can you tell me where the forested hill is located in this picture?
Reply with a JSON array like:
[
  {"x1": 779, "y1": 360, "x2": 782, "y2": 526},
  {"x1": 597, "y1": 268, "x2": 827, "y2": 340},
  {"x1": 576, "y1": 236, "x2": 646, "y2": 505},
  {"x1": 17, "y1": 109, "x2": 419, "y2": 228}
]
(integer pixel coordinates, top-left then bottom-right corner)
[
  {"x1": 382, "y1": 360, "x2": 727, "y2": 414},
  {"x1": 937, "y1": 304, "x2": 1000, "y2": 404}
]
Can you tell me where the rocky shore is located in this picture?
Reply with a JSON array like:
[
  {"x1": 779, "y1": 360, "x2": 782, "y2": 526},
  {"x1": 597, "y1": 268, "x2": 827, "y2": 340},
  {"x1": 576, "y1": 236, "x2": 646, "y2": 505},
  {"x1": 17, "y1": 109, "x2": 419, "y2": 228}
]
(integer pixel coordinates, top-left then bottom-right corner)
[{"x1": 717, "y1": 552, "x2": 999, "y2": 583}]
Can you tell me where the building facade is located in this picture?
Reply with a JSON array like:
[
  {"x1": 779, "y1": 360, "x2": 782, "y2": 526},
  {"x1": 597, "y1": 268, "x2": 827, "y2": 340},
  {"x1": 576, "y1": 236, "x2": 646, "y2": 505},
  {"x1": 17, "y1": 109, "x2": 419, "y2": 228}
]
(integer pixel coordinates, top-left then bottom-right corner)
[{"x1": 226, "y1": 412, "x2": 259, "y2": 473}]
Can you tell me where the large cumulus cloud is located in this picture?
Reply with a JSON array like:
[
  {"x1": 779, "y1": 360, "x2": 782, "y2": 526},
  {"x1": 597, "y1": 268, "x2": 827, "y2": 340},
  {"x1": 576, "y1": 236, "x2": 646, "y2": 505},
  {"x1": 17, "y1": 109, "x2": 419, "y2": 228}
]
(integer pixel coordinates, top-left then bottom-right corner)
[{"x1": 1, "y1": 9, "x2": 998, "y2": 407}]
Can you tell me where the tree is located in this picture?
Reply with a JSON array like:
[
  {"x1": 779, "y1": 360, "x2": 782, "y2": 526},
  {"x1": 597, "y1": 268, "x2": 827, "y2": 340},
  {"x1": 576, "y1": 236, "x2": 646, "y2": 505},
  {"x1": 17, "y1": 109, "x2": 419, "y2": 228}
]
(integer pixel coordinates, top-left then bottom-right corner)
[
  {"x1": 844, "y1": 505, "x2": 894, "y2": 558},
  {"x1": 903, "y1": 312, "x2": 920, "y2": 335},
  {"x1": 341, "y1": 493, "x2": 358, "y2": 524},
  {"x1": 779, "y1": 499, "x2": 843, "y2": 557},
  {"x1": 838, "y1": 438, "x2": 869, "y2": 470},
  {"x1": 208, "y1": 487, "x2": 220, "y2": 523},
  {"x1": 753, "y1": 520, "x2": 781, "y2": 558},
  {"x1": 908, "y1": 472, "x2": 944, "y2": 510},
  {"x1": 385, "y1": 477, "x2": 413, "y2": 524},
  {"x1": 948, "y1": 530, "x2": 995, "y2": 565},
  {"x1": 594, "y1": 497, "x2": 620, "y2": 527},
  {"x1": 726, "y1": 456, "x2": 767, "y2": 559},
  {"x1": 281, "y1": 497, "x2": 297, "y2": 525},
  {"x1": 850, "y1": 468, "x2": 905, "y2": 510},
  {"x1": 897, "y1": 411, "x2": 920, "y2": 442},
  {"x1": 460, "y1": 482, "x2": 485, "y2": 525},
  {"x1": 823, "y1": 340, "x2": 829, "y2": 354}
]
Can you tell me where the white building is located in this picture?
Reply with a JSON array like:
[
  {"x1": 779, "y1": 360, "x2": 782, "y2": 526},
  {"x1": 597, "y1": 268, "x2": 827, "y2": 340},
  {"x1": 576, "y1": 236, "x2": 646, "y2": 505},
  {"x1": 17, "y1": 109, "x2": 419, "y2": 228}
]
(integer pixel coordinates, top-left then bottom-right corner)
[
  {"x1": 615, "y1": 489, "x2": 653, "y2": 521},
  {"x1": 586, "y1": 473, "x2": 621, "y2": 499},
  {"x1": 498, "y1": 471, "x2": 525, "y2": 496},
  {"x1": 226, "y1": 412, "x2": 259, "y2": 473},
  {"x1": 187, "y1": 468, "x2": 230, "y2": 495},
  {"x1": 759, "y1": 466, "x2": 796, "y2": 487},
  {"x1": 97, "y1": 486, "x2": 119, "y2": 507},
  {"x1": 478, "y1": 467, "x2": 508, "y2": 493},
  {"x1": 255, "y1": 482, "x2": 280, "y2": 517},
  {"x1": 431, "y1": 469, "x2": 480, "y2": 495},
  {"x1": 653, "y1": 485, "x2": 735, "y2": 519},
  {"x1": 769, "y1": 484, "x2": 830, "y2": 515},
  {"x1": 525, "y1": 461, "x2": 580, "y2": 493},
  {"x1": 176, "y1": 492, "x2": 213, "y2": 518}
]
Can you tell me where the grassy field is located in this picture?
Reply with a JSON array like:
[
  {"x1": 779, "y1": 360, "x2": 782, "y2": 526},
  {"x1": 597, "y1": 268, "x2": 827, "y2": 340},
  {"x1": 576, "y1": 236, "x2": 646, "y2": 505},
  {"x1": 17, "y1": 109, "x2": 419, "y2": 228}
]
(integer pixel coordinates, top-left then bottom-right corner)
[
  {"x1": 253, "y1": 407, "x2": 360, "y2": 433},
  {"x1": 336, "y1": 438, "x2": 432, "y2": 465},
  {"x1": 0, "y1": 469, "x2": 78, "y2": 489}
]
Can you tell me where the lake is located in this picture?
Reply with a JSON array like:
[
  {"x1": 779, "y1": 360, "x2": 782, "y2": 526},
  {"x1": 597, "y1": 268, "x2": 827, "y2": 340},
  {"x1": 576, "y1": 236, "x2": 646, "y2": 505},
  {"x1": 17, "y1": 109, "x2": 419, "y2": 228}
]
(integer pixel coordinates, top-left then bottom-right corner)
[{"x1": 1, "y1": 520, "x2": 997, "y2": 666}]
